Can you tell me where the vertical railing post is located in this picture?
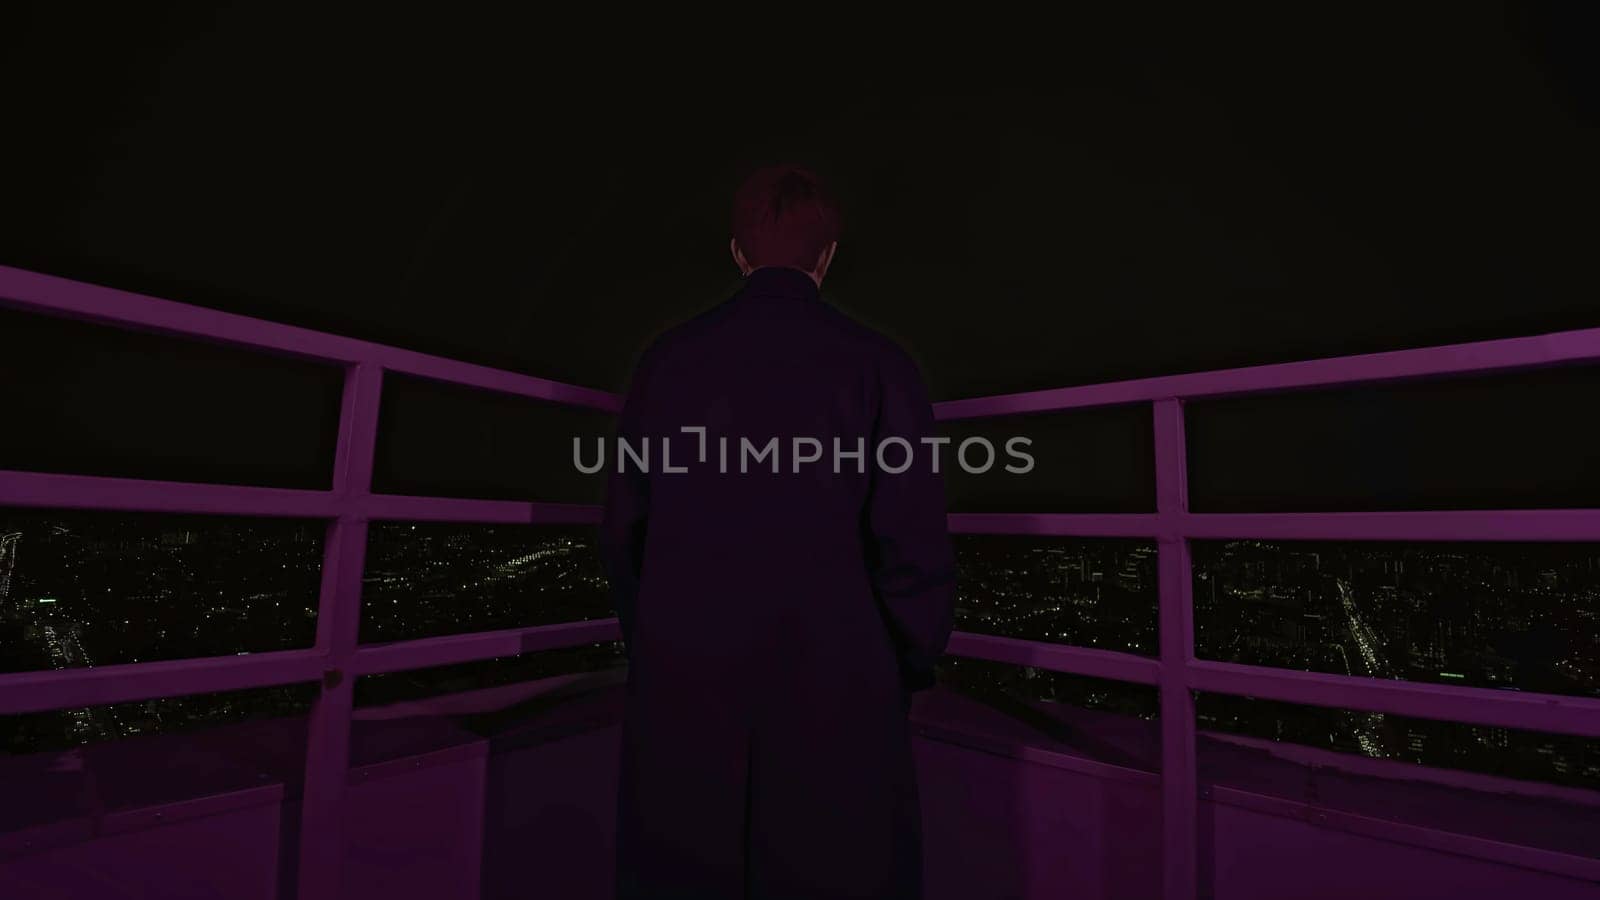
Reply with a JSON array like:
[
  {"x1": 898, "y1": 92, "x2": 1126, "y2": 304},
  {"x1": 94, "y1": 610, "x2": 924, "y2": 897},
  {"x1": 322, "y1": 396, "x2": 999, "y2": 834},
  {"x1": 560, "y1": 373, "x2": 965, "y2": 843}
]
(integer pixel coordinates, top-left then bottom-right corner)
[
  {"x1": 296, "y1": 362, "x2": 383, "y2": 900},
  {"x1": 1154, "y1": 398, "x2": 1199, "y2": 900}
]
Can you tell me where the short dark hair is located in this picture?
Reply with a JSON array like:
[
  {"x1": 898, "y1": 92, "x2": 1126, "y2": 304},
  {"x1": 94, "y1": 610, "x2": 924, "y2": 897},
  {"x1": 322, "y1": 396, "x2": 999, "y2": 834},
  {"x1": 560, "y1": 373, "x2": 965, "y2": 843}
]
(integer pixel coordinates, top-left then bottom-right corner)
[{"x1": 731, "y1": 165, "x2": 842, "y2": 271}]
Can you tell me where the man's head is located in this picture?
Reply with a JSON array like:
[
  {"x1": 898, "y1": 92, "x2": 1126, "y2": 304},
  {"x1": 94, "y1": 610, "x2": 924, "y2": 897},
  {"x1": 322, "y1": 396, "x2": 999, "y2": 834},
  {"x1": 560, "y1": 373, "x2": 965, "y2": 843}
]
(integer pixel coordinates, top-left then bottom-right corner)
[{"x1": 730, "y1": 164, "x2": 841, "y2": 286}]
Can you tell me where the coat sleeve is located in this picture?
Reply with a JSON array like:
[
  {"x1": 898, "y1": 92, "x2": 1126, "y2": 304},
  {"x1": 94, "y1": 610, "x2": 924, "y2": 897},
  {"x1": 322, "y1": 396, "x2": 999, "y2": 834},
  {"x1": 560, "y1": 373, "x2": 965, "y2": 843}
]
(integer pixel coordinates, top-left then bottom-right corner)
[
  {"x1": 599, "y1": 345, "x2": 657, "y2": 657},
  {"x1": 863, "y1": 347, "x2": 957, "y2": 693}
]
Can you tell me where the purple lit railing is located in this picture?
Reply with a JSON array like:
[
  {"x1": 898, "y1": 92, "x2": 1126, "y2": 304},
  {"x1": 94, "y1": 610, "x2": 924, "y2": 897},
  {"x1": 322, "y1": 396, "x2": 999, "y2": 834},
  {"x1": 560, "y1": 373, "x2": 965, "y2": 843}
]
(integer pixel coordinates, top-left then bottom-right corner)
[
  {"x1": 0, "y1": 266, "x2": 619, "y2": 900},
  {"x1": 3, "y1": 264, "x2": 1600, "y2": 900}
]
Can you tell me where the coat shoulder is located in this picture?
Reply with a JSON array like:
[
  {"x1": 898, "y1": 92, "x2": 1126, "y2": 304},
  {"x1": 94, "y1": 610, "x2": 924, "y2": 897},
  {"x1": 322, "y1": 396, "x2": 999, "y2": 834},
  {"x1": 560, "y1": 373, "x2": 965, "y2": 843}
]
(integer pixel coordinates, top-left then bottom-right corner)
[
  {"x1": 810, "y1": 303, "x2": 930, "y2": 389},
  {"x1": 628, "y1": 294, "x2": 740, "y2": 368}
]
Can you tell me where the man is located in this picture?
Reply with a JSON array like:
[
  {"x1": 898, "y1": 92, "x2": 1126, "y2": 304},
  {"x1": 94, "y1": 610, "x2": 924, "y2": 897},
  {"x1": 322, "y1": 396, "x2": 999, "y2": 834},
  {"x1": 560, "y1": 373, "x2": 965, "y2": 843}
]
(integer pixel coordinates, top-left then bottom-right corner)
[{"x1": 599, "y1": 164, "x2": 956, "y2": 900}]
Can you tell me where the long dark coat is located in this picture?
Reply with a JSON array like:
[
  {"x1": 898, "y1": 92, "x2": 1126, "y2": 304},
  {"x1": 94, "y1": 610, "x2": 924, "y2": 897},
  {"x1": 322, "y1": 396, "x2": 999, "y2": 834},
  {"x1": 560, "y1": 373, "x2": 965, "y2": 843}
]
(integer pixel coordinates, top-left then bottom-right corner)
[{"x1": 599, "y1": 265, "x2": 957, "y2": 900}]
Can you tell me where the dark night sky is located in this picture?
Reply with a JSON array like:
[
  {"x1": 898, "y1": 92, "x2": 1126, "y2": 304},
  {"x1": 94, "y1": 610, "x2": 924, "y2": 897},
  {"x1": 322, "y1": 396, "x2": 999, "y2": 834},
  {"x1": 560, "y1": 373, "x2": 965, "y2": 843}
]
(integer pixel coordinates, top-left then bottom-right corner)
[{"x1": 2, "y1": 4, "x2": 1597, "y2": 507}]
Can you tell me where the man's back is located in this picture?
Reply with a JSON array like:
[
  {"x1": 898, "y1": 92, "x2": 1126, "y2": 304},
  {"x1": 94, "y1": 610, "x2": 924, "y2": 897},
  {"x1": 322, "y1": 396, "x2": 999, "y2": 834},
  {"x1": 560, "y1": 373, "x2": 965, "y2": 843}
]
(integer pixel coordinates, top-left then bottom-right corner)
[{"x1": 601, "y1": 265, "x2": 956, "y2": 900}]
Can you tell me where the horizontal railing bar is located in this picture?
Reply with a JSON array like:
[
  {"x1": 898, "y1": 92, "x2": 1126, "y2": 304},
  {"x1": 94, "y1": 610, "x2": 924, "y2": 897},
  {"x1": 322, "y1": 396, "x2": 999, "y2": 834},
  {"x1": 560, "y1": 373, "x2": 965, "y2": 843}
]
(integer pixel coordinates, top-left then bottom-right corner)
[
  {"x1": 378, "y1": 346, "x2": 620, "y2": 412},
  {"x1": 1188, "y1": 659, "x2": 1600, "y2": 738},
  {"x1": 947, "y1": 512, "x2": 1162, "y2": 537},
  {"x1": 0, "y1": 265, "x2": 373, "y2": 364},
  {"x1": 1178, "y1": 510, "x2": 1600, "y2": 542},
  {"x1": 951, "y1": 510, "x2": 1600, "y2": 542},
  {"x1": 0, "y1": 470, "x2": 344, "y2": 518},
  {"x1": 0, "y1": 265, "x2": 619, "y2": 412},
  {"x1": 526, "y1": 501, "x2": 606, "y2": 525},
  {"x1": 359, "y1": 494, "x2": 602, "y2": 524},
  {"x1": 350, "y1": 618, "x2": 623, "y2": 677},
  {"x1": 0, "y1": 474, "x2": 608, "y2": 525},
  {"x1": 6, "y1": 622, "x2": 1599, "y2": 743},
  {"x1": 946, "y1": 631, "x2": 1161, "y2": 684},
  {"x1": 0, "y1": 649, "x2": 326, "y2": 715},
  {"x1": 0, "y1": 619, "x2": 624, "y2": 714},
  {"x1": 935, "y1": 327, "x2": 1600, "y2": 419},
  {"x1": 6, "y1": 474, "x2": 1595, "y2": 544}
]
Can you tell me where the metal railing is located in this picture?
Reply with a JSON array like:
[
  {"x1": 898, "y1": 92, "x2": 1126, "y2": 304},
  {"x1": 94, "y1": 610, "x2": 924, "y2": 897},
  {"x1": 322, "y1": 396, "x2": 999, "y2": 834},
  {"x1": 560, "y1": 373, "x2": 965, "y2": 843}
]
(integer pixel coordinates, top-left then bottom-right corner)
[{"x1": 3, "y1": 263, "x2": 1600, "y2": 900}]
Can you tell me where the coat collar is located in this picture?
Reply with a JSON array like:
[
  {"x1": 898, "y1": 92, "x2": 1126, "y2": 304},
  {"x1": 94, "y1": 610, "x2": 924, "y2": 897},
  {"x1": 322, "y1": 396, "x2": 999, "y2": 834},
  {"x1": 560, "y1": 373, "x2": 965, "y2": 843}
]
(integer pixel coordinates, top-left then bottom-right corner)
[{"x1": 740, "y1": 266, "x2": 820, "y2": 301}]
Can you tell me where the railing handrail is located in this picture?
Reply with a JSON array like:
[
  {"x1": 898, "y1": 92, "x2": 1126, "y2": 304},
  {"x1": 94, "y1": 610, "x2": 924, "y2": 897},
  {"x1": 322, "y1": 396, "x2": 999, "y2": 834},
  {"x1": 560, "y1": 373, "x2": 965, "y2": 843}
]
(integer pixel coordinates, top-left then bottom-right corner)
[
  {"x1": 7, "y1": 262, "x2": 1600, "y2": 415},
  {"x1": 0, "y1": 264, "x2": 620, "y2": 411},
  {"x1": 934, "y1": 325, "x2": 1600, "y2": 418}
]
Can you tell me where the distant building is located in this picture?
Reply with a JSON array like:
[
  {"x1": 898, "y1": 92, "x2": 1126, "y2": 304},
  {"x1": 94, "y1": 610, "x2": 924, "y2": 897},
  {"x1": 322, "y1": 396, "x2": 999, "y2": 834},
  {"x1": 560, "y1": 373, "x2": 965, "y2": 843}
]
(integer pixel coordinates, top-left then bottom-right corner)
[{"x1": 0, "y1": 532, "x2": 20, "y2": 603}]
